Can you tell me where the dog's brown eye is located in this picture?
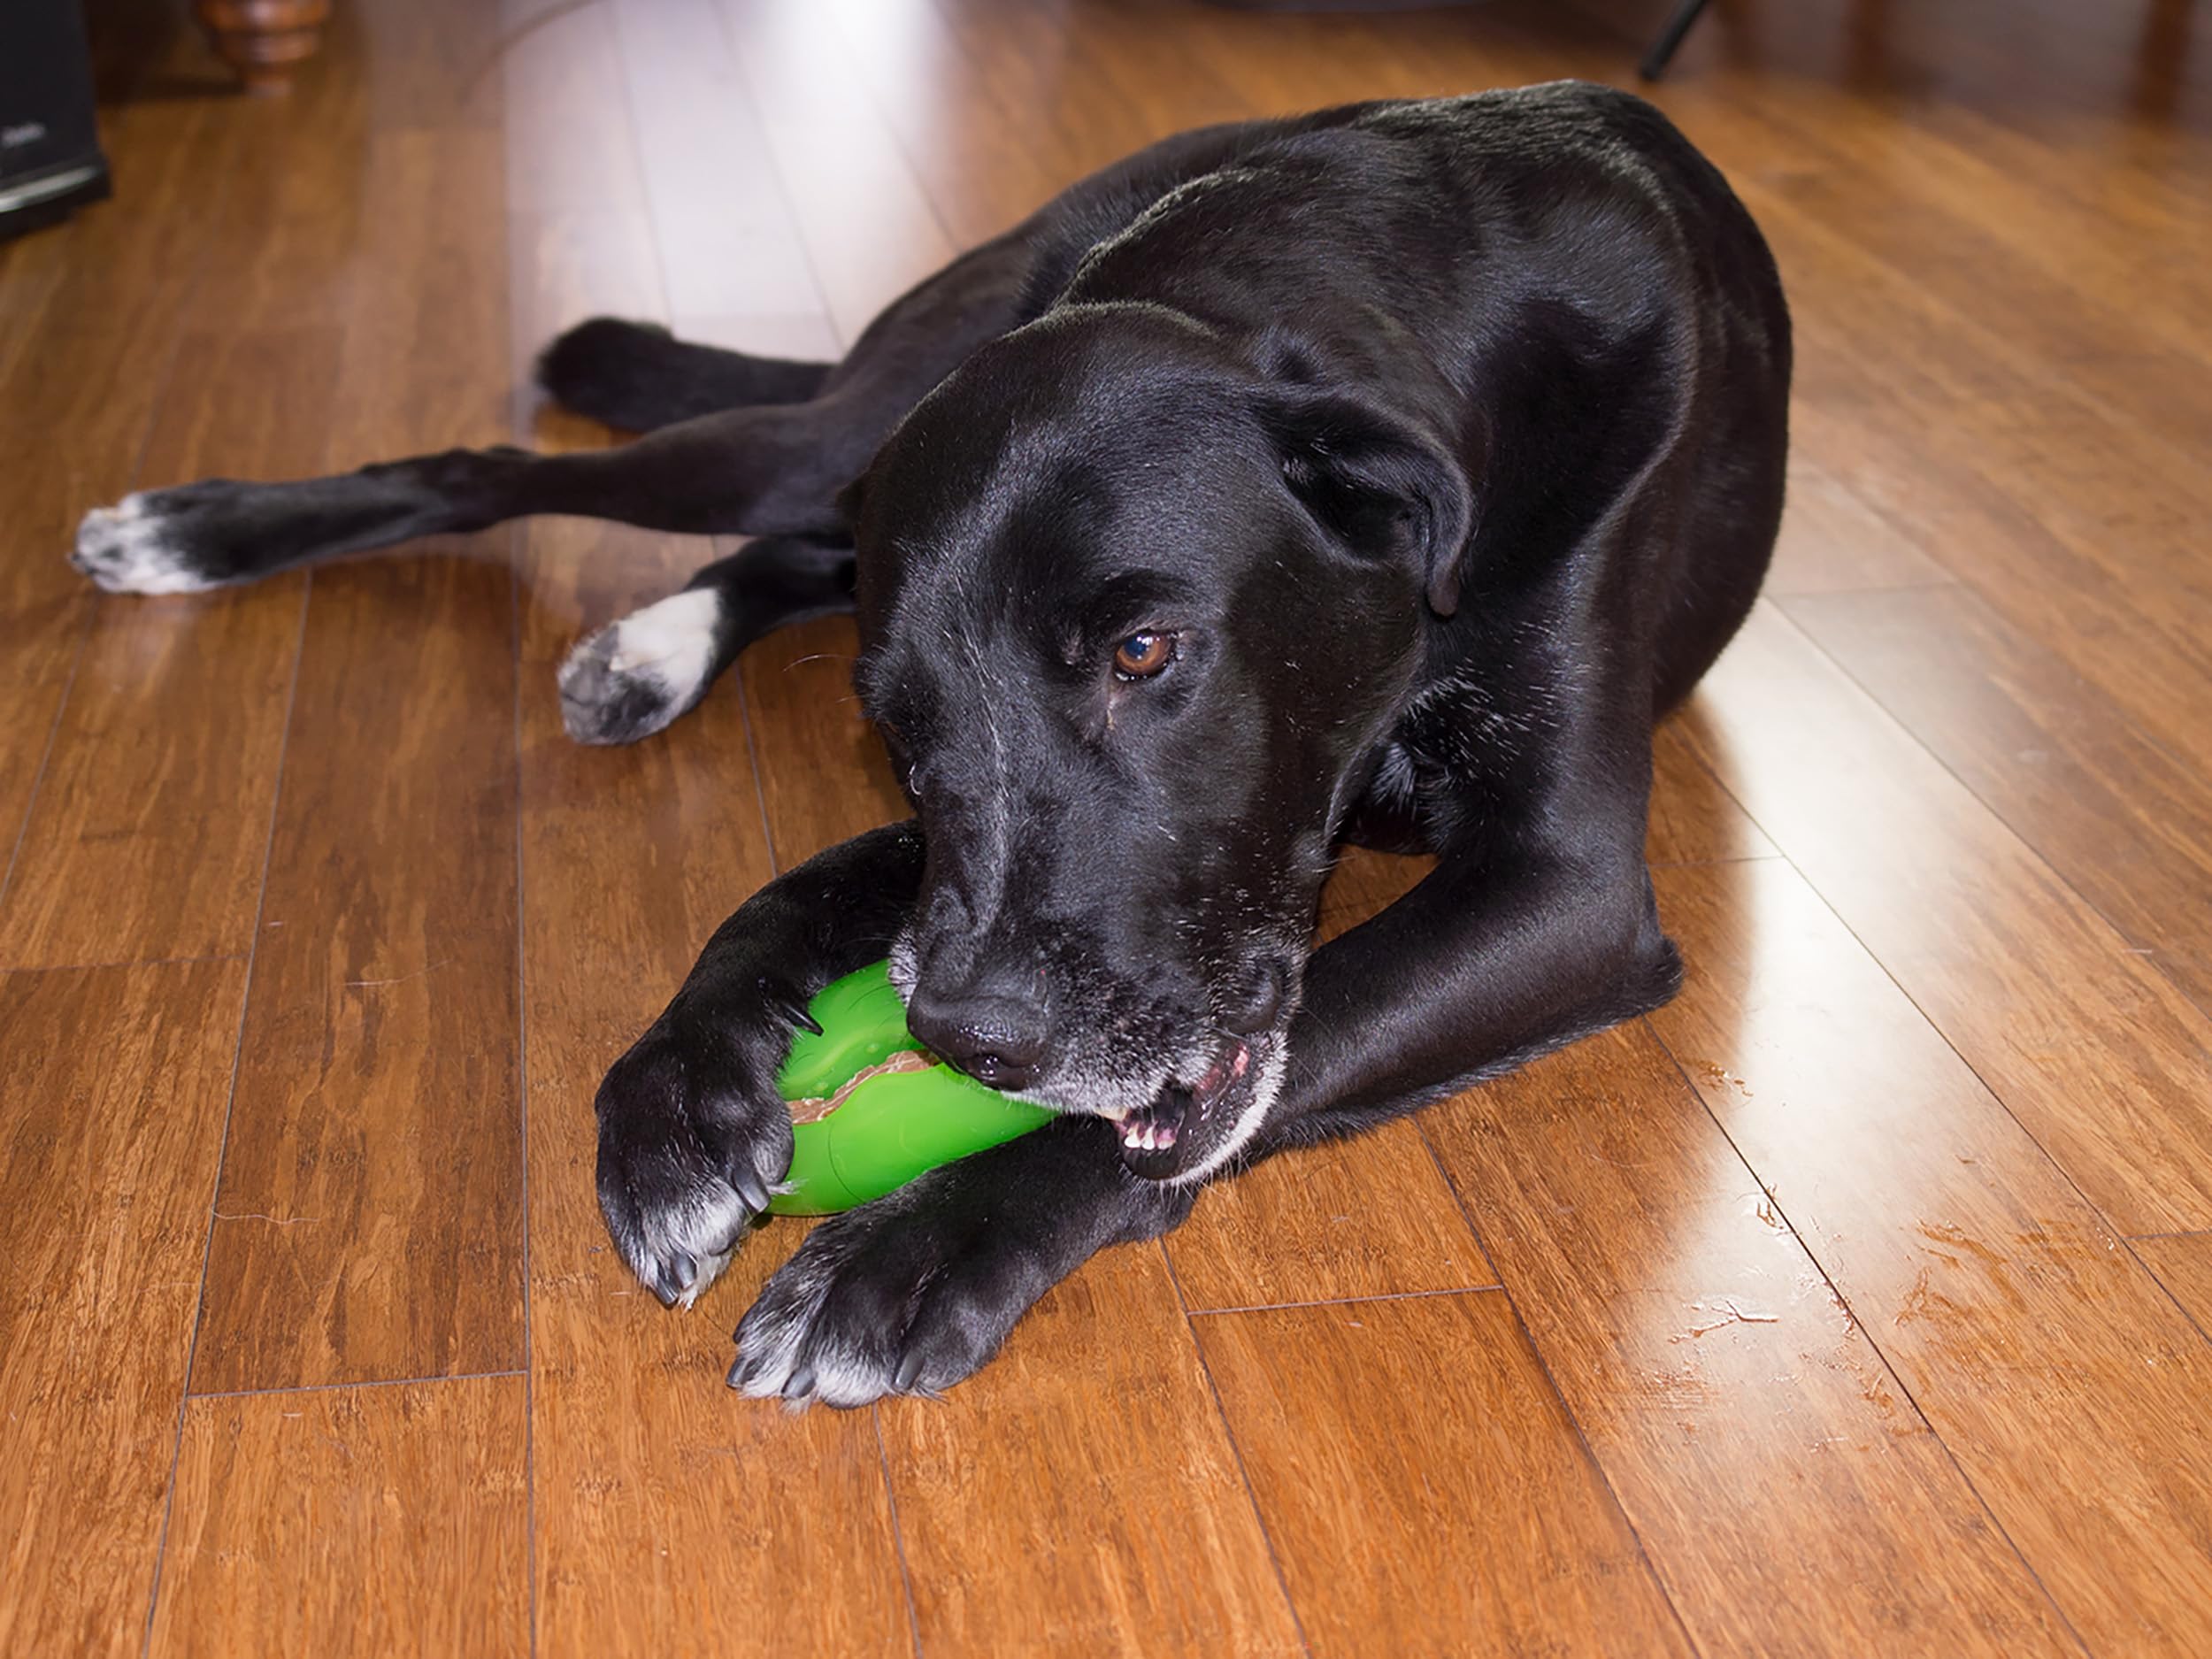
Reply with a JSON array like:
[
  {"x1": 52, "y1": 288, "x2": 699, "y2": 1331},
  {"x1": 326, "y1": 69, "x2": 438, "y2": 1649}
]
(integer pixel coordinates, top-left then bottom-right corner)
[{"x1": 1113, "y1": 632, "x2": 1174, "y2": 679}]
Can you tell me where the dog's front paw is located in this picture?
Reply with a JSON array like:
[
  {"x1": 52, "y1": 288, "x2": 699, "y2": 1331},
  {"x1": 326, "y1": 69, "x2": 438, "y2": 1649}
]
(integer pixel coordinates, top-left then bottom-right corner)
[
  {"x1": 558, "y1": 588, "x2": 726, "y2": 745},
  {"x1": 729, "y1": 1171, "x2": 1047, "y2": 1408},
  {"x1": 595, "y1": 996, "x2": 803, "y2": 1308},
  {"x1": 72, "y1": 489, "x2": 226, "y2": 595}
]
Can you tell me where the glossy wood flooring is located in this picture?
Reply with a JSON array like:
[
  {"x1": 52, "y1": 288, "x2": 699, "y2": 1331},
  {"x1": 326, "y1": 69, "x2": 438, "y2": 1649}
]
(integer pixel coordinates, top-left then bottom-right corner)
[{"x1": 2, "y1": 0, "x2": 2208, "y2": 1652}]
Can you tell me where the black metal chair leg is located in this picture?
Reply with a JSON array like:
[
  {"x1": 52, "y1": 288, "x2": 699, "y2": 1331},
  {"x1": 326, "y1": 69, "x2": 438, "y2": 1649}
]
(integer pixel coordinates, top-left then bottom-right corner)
[{"x1": 1639, "y1": 0, "x2": 1714, "y2": 80}]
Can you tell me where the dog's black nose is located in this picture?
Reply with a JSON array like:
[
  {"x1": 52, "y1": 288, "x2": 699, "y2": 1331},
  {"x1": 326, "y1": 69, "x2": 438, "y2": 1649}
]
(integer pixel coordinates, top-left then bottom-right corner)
[{"x1": 906, "y1": 980, "x2": 1049, "y2": 1092}]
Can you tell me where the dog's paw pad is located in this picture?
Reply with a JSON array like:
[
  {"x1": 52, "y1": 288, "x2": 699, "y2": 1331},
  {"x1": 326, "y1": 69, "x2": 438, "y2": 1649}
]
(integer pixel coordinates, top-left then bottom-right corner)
[
  {"x1": 558, "y1": 588, "x2": 725, "y2": 745},
  {"x1": 71, "y1": 495, "x2": 220, "y2": 595}
]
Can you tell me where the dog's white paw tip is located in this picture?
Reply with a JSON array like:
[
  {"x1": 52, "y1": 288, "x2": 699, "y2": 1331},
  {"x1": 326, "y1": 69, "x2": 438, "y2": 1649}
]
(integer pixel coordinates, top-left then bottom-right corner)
[
  {"x1": 71, "y1": 495, "x2": 217, "y2": 595},
  {"x1": 557, "y1": 588, "x2": 724, "y2": 745}
]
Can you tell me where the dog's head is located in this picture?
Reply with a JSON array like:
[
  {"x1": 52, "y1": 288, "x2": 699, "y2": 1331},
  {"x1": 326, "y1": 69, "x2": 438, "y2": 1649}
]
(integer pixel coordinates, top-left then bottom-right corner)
[{"x1": 843, "y1": 304, "x2": 1471, "y2": 1181}]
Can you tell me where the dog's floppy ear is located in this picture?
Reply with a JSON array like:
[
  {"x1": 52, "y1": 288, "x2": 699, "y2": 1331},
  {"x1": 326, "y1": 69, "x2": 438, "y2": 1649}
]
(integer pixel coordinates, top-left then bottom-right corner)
[{"x1": 1262, "y1": 390, "x2": 1478, "y2": 618}]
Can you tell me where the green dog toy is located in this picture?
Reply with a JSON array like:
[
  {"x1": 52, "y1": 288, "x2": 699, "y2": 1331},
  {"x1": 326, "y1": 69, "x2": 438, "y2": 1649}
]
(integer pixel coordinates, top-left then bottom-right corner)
[{"x1": 768, "y1": 959, "x2": 1055, "y2": 1215}]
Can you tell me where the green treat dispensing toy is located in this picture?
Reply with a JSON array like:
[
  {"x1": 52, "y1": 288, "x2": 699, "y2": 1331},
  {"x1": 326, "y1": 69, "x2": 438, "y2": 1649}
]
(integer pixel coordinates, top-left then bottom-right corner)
[{"x1": 767, "y1": 959, "x2": 1055, "y2": 1216}]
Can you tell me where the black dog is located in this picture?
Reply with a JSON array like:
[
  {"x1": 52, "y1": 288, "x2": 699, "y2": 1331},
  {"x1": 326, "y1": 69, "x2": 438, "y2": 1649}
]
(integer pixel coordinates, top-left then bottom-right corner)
[{"x1": 73, "y1": 81, "x2": 1788, "y2": 1407}]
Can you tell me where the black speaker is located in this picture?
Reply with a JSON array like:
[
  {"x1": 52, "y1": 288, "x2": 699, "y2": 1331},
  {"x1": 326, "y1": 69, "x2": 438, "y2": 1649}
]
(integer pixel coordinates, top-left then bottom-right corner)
[{"x1": 0, "y1": 0, "x2": 111, "y2": 242}]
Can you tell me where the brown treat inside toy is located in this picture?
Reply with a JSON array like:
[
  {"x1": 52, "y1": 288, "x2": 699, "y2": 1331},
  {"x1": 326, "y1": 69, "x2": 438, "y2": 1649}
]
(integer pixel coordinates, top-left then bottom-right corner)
[{"x1": 787, "y1": 1048, "x2": 933, "y2": 1124}]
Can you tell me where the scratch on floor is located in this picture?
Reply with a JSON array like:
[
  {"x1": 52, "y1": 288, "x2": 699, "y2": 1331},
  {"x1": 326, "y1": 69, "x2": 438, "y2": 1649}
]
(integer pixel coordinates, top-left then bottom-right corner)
[
  {"x1": 1673, "y1": 1297, "x2": 1783, "y2": 1340},
  {"x1": 212, "y1": 1211, "x2": 321, "y2": 1226},
  {"x1": 345, "y1": 956, "x2": 455, "y2": 989}
]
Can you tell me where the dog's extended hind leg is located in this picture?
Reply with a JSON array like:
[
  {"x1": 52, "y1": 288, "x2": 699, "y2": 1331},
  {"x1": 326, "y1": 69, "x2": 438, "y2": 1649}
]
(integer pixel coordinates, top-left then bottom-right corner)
[
  {"x1": 73, "y1": 241, "x2": 1039, "y2": 595},
  {"x1": 557, "y1": 535, "x2": 856, "y2": 744},
  {"x1": 72, "y1": 398, "x2": 876, "y2": 594}
]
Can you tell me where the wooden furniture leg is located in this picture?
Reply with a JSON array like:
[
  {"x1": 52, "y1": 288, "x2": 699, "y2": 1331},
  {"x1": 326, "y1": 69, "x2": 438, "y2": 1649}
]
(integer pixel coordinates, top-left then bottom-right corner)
[{"x1": 193, "y1": 0, "x2": 330, "y2": 95}]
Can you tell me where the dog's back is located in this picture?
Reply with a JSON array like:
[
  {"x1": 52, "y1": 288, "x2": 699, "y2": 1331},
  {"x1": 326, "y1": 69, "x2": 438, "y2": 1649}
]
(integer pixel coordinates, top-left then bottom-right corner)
[{"x1": 1017, "y1": 81, "x2": 1790, "y2": 714}]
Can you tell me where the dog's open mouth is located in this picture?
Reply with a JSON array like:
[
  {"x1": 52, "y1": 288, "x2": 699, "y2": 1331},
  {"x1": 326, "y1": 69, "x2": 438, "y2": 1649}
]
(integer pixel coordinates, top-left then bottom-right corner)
[{"x1": 1100, "y1": 1038, "x2": 1252, "y2": 1161}]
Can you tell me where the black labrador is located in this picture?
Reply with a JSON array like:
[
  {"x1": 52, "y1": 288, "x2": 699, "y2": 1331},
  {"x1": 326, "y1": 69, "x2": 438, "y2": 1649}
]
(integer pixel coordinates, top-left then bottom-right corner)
[{"x1": 72, "y1": 81, "x2": 1789, "y2": 1407}]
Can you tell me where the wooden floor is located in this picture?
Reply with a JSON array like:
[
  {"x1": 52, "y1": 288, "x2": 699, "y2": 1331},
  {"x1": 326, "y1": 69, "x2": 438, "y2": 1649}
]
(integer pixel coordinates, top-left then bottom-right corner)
[{"x1": 3, "y1": 0, "x2": 2209, "y2": 1651}]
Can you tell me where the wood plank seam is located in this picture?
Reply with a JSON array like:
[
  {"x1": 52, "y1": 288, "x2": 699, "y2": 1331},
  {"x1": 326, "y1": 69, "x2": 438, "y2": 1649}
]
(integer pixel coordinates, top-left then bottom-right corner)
[
  {"x1": 607, "y1": 0, "x2": 841, "y2": 331},
  {"x1": 1761, "y1": 604, "x2": 2212, "y2": 1233},
  {"x1": 1637, "y1": 1020, "x2": 2096, "y2": 1651},
  {"x1": 870, "y1": 1410, "x2": 926, "y2": 1659},
  {"x1": 1773, "y1": 593, "x2": 2212, "y2": 1033},
  {"x1": 138, "y1": 572, "x2": 315, "y2": 1655},
  {"x1": 727, "y1": 3, "x2": 969, "y2": 303},
  {"x1": 1646, "y1": 848, "x2": 2212, "y2": 1641},
  {"x1": 504, "y1": 529, "x2": 543, "y2": 1659},
  {"x1": 603, "y1": 0, "x2": 695, "y2": 333},
  {"x1": 1778, "y1": 580, "x2": 2212, "y2": 1026},
  {"x1": 1755, "y1": 184, "x2": 2212, "y2": 618},
  {"x1": 1758, "y1": 167, "x2": 2212, "y2": 507},
  {"x1": 816, "y1": 0, "x2": 1049, "y2": 249},
  {"x1": 1409, "y1": 1119, "x2": 1704, "y2": 1656},
  {"x1": 512, "y1": 43, "x2": 655, "y2": 1658},
  {"x1": 1677, "y1": 603, "x2": 2212, "y2": 1248},
  {"x1": 186, "y1": 1365, "x2": 531, "y2": 1402},
  {"x1": 698, "y1": 14, "x2": 846, "y2": 341},
  {"x1": 2131, "y1": 1240, "x2": 2212, "y2": 1355},
  {"x1": 1157, "y1": 1241, "x2": 1316, "y2": 1658},
  {"x1": 1171, "y1": 1284, "x2": 1509, "y2": 1319}
]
